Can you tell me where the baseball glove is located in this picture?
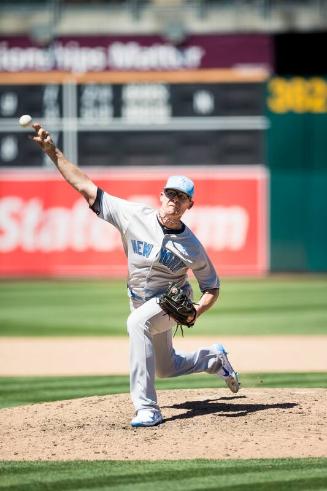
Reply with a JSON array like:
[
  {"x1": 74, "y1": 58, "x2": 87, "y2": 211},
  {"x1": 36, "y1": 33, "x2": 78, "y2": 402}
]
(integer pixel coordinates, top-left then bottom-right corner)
[{"x1": 158, "y1": 283, "x2": 197, "y2": 329}]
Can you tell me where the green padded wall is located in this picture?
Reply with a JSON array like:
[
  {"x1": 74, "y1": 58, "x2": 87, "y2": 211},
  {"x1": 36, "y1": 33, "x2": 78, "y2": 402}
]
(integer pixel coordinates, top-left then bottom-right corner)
[{"x1": 267, "y1": 77, "x2": 327, "y2": 271}]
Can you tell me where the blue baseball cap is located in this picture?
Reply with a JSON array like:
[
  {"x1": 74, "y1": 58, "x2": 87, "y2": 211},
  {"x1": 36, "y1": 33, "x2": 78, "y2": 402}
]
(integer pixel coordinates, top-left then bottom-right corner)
[{"x1": 164, "y1": 175, "x2": 195, "y2": 198}]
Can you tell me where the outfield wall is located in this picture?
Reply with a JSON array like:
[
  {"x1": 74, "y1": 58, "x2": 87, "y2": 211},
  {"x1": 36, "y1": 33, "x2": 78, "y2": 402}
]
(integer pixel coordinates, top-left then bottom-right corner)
[
  {"x1": 266, "y1": 77, "x2": 327, "y2": 272},
  {"x1": 0, "y1": 166, "x2": 268, "y2": 277}
]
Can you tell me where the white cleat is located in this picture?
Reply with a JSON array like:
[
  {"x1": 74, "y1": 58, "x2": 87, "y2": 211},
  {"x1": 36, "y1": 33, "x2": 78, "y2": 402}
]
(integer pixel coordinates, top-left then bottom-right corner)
[
  {"x1": 215, "y1": 344, "x2": 240, "y2": 393},
  {"x1": 131, "y1": 409, "x2": 163, "y2": 428}
]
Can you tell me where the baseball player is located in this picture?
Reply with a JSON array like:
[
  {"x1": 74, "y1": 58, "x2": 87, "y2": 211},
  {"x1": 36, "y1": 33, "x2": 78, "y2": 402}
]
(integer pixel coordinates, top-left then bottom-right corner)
[{"x1": 31, "y1": 123, "x2": 240, "y2": 428}]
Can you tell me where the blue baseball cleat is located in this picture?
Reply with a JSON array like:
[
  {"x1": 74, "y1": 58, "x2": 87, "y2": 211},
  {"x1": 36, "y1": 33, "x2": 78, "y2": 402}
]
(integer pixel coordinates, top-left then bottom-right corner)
[
  {"x1": 215, "y1": 344, "x2": 240, "y2": 393},
  {"x1": 131, "y1": 409, "x2": 163, "y2": 428}
]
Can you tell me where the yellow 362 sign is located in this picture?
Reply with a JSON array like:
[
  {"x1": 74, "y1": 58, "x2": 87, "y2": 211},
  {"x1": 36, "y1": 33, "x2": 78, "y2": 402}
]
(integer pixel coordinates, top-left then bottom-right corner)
[{"x1": 267, "y1": 77, "x2": 327, "y2": 113}]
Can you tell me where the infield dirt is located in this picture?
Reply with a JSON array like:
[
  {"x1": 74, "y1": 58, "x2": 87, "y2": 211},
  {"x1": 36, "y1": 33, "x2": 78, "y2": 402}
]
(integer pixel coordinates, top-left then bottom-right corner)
[
  {"x1": 1, "y1": 336, "x2": 327, "y2": 375},
  {"x1": 0, "y1": 388, "x2": 326, "y2": 461}
]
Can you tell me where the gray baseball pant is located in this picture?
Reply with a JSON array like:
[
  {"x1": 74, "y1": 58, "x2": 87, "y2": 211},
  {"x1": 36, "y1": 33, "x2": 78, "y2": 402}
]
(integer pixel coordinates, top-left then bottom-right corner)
[{"x1": 127, "y1": 297, "x2": 221, "y2": 412}]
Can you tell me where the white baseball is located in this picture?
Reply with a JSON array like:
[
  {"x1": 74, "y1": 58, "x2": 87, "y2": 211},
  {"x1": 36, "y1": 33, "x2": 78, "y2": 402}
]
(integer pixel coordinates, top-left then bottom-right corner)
[{"x1": 19, "y1": 114, "x2": 33, "y2": 127}]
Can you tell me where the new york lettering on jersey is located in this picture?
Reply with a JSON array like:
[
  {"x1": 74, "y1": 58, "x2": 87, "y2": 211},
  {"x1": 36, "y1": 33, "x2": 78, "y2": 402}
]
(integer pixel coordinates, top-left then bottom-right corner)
[
  {"x1": 158, "y1": 247, "x2": 185, "y2": 272},
  {"x1": 131, "y1": 239, "x2": 154, "y2": 258}
]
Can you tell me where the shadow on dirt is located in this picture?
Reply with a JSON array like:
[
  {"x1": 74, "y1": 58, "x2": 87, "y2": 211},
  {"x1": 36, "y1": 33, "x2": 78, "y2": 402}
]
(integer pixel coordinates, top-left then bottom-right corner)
[{"x1": 162, "y1": 395, "x2": 298, "y2": 421}]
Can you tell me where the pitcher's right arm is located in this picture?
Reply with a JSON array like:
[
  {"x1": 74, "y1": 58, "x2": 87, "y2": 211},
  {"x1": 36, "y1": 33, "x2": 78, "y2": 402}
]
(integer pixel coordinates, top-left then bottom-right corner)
[{"x1": 32, "y1": 123, "x2": 97, "y2": 207}]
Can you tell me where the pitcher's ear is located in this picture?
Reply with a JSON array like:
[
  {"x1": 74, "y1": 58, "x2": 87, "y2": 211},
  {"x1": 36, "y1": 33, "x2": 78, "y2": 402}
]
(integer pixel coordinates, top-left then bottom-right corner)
[{"x1": 188, "y1": 201, "x2": 194, "y2": 209}]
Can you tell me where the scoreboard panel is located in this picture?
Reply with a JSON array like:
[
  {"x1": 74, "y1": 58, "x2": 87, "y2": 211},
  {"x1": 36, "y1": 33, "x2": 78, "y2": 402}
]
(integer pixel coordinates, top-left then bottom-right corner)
[{"x1": 0, "y1": 81, "x2": 266, "y2": 167}]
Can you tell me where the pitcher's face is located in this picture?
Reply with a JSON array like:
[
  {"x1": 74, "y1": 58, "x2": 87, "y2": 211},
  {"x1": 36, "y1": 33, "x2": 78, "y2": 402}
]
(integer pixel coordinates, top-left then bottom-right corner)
[{"x1": 159, "y1": 189, "x2": 193, "y2": 218}]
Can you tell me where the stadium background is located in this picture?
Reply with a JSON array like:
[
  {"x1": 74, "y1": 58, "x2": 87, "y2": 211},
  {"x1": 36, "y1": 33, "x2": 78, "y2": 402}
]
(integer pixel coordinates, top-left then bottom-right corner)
[{"x1": 0, "y1": 1, "x2": 327, "y2": 489}]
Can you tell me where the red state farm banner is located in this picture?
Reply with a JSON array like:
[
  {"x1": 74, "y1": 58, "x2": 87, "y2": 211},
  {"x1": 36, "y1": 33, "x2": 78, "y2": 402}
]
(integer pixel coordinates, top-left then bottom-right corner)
[{"x1": 0, "y1": 167, "x2": 268, "y2": 277}]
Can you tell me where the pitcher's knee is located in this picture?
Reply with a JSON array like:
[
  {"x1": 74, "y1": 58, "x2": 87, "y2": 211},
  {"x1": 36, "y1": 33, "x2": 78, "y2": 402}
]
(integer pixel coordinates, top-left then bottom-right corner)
[
  {"x1": 127, "y1": 311, "x2": 151, "y2": 337},
  {"x1": 127, "y1": 311, "x2": 138, "y2": 334}
]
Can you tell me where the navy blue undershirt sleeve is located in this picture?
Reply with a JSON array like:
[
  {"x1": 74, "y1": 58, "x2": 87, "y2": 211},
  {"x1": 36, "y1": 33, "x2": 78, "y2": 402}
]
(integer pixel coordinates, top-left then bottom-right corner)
[{"x1": 89, "y1": 188, "x2": 104, "y2": 216}]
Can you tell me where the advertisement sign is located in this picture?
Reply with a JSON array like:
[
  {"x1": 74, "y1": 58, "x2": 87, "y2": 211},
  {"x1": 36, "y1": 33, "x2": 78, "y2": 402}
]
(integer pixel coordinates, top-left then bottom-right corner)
[
  {"x1": 0, "y1": 167, "x2": 268, "y2": 277},
  {"x1": 0, "y1": 34, "x2": 272, "y2": 72}
]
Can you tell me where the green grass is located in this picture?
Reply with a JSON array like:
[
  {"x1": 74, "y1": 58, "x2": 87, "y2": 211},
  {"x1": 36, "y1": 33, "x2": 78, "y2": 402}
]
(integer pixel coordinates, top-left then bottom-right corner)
[
  {"x1": 0, "y1": 372, "x2": 326, "y2": 409},
  {"x1": 1, "y1": 458, "x2": 327, "y2": 490},
  {"x1": 0, "y1": 277, "x2": 326, "y2": 336}
]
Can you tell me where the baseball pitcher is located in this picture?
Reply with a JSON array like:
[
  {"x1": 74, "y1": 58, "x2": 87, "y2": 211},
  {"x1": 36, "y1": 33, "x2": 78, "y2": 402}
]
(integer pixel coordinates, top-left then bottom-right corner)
[{"x1": 31, "y1": 123, "x2": 240, "y2": 427}]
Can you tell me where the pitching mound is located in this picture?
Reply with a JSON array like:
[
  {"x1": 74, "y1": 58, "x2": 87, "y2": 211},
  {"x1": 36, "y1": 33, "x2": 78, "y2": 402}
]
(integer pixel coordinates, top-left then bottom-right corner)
[{"x1": 0, "y1": 388, "x2": 326, "y2": 461}]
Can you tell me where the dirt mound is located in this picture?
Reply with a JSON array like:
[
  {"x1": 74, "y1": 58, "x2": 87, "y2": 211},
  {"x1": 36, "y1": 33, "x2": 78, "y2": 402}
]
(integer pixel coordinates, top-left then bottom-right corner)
[{"x1": 0, "y1": 388, "x2": 326, "y2": 461}]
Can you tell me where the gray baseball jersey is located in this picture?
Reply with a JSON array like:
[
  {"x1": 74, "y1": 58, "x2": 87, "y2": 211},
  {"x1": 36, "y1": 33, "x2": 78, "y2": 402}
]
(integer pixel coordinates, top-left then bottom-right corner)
[{"x1": 91, "y1": 188, "x2": 220, "y2": 300}]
